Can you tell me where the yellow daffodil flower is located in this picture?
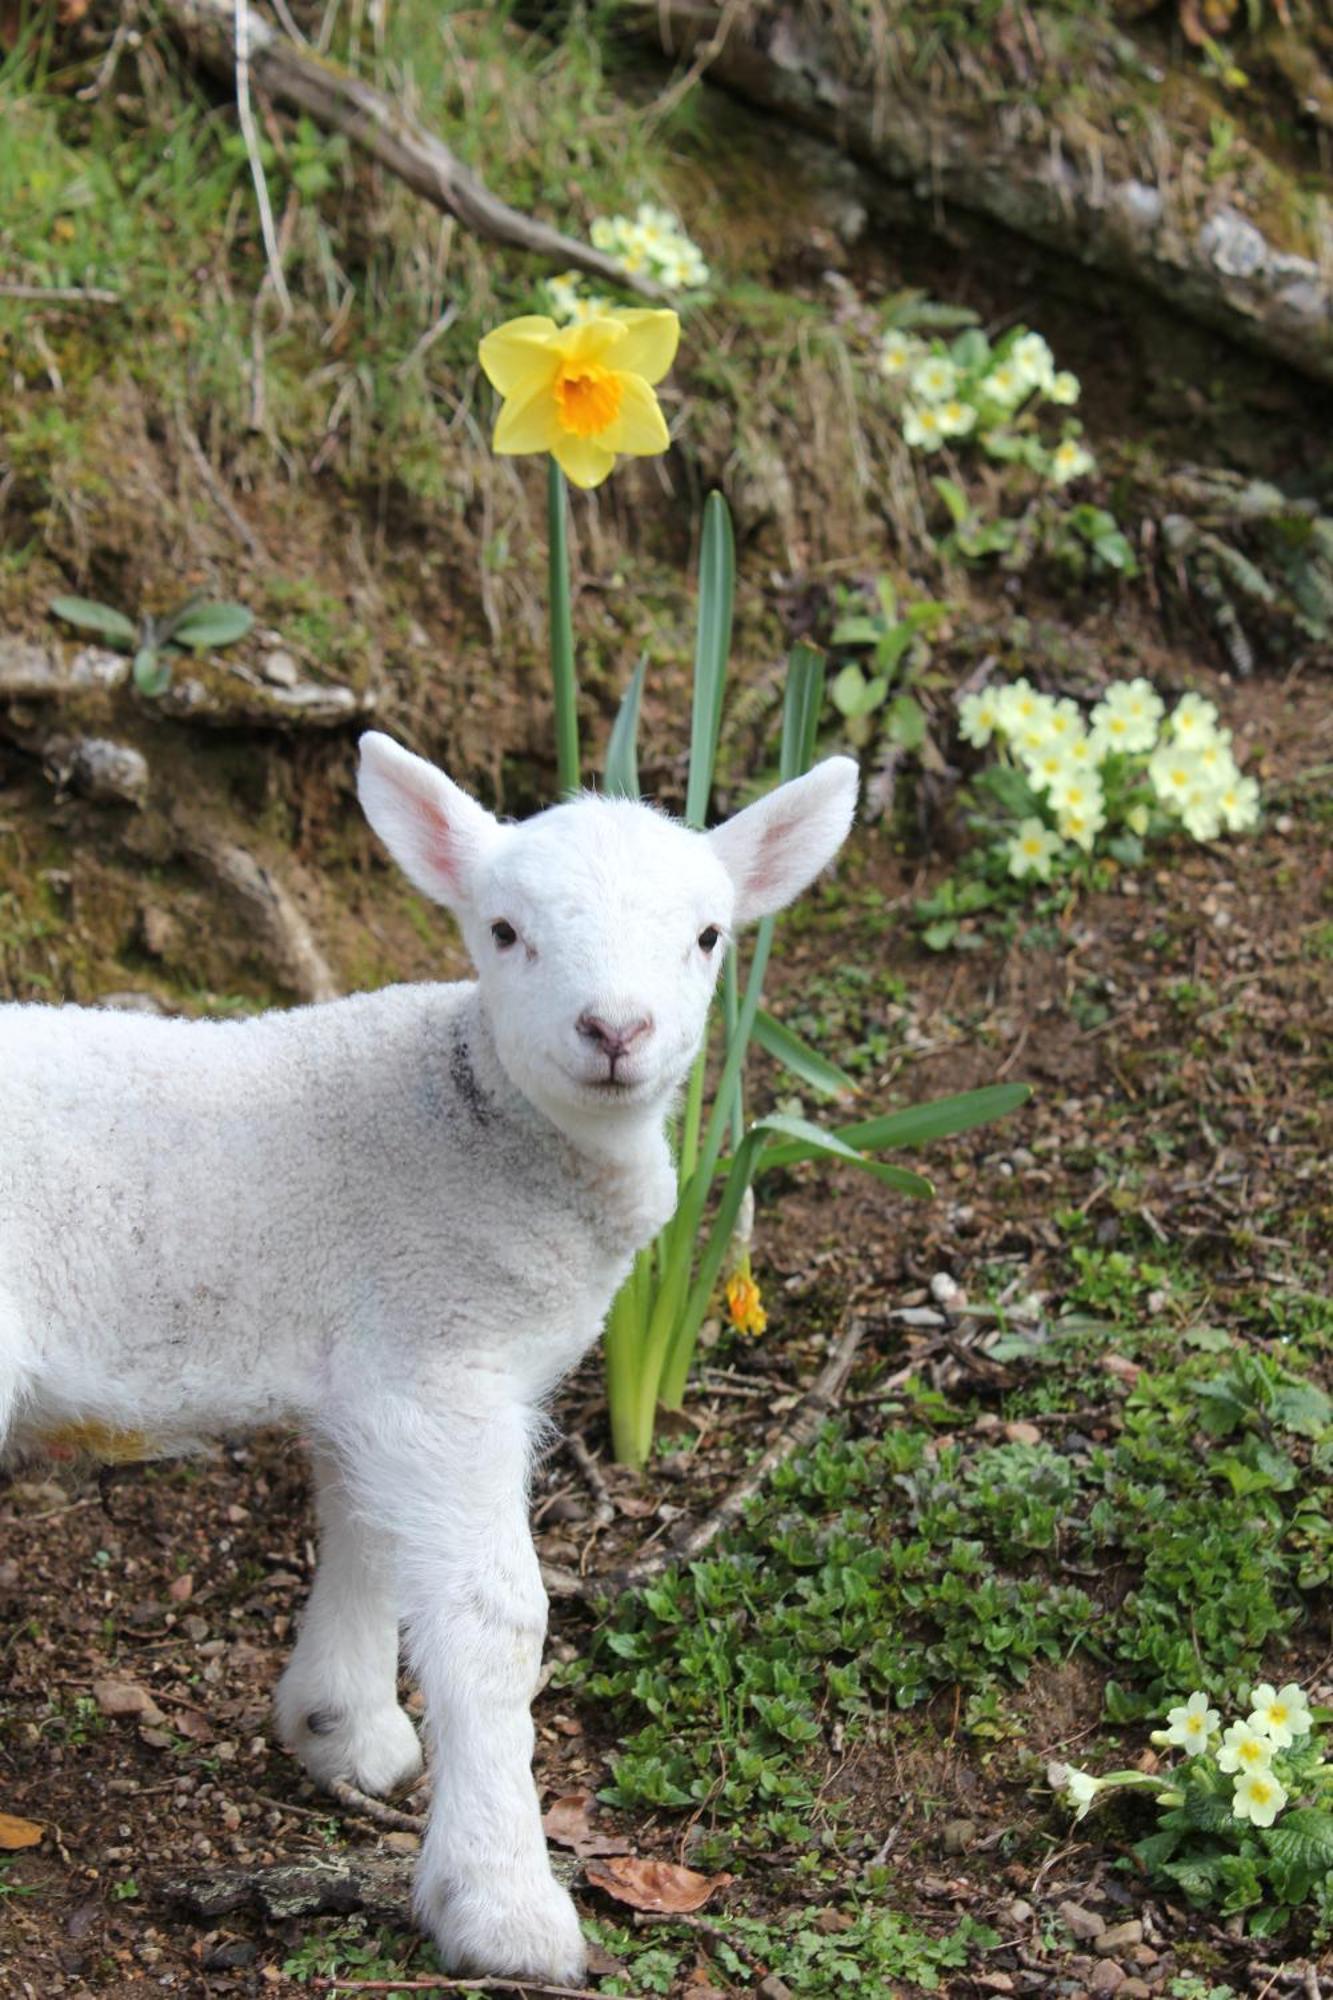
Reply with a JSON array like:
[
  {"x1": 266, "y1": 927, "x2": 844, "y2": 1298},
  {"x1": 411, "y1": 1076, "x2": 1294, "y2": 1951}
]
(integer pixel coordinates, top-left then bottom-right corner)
[
  {"x1": 725, "y1": 1264, "x2": 768, "y2": 1339},
  {"x1": 478, "y1": 309, "x2": 679, "y2": 489}
]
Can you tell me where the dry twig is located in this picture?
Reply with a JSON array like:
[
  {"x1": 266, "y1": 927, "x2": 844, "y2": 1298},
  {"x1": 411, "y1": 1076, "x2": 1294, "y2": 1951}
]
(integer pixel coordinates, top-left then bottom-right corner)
[
  {"x1": 162, "y1": 0, "x2": 665, "y2": 298},
  {"x1": 606, "y1": 1315, "x2": 869, "y2": 1593},
  {"x1": 326, "y1": 1778, "x2": 425, "y2": 1833}
]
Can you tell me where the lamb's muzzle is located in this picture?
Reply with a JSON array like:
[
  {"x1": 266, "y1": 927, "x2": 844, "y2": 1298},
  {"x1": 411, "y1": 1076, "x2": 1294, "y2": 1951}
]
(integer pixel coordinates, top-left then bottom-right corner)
[{"x1": 0, "y1": 731, "x2": 858, "y2": 1982}]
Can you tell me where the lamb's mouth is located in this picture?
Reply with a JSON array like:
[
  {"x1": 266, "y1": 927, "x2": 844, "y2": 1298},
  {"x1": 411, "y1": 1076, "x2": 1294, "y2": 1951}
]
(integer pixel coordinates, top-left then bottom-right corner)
[{"x1": 566, "y1": 1068, "x2": 656, "y2": 1101}]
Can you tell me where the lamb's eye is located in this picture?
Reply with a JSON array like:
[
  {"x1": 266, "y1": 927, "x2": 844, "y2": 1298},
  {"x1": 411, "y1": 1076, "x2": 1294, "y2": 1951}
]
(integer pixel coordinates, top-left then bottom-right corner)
[
  {"x1": 491, "y1": 920, "x2": 518, "y2": 949},
  {"x1": 698, "y1": 926, "x2": 721, "y2": 953}
]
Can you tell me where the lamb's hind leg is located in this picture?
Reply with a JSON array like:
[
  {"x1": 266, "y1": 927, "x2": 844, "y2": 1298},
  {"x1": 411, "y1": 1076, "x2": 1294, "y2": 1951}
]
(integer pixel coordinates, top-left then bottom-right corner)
[{"x1": 274, "y1": 1444, "x2": 424, "y2": 1797}]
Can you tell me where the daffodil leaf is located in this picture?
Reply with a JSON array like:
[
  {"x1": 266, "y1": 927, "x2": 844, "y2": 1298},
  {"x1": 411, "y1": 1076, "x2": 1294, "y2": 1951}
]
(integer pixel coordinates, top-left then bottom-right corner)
[
  {"x1": 751, "y1": 1010, "x2": 856, "y2": 1099},
  {"x1": 685, "y1": 492, "x2": 733, "y2": 828},
  {"x1": 604, "y1": 655, "x2": 646, "y2": 801}
]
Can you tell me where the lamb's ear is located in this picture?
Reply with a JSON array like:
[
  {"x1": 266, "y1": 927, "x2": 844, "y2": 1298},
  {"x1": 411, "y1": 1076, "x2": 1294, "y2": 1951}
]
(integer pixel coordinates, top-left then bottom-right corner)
[
  {"x1": 707, "y1": 757, "x2": 858, "y2": 924},
  {"x1": 357, "y1": 732, "x2": 500, "y2": 910}
]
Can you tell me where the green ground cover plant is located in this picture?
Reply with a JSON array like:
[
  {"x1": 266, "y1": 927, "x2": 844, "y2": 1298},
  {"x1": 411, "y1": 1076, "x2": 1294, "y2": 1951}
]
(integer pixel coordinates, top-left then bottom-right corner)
[{"x1": 562, "y1": 1304, "x2": 1330, "y2": 1893}]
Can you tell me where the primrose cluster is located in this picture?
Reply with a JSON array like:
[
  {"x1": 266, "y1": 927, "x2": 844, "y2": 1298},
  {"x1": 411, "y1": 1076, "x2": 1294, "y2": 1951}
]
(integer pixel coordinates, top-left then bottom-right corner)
[
  {"x1": 881, "y1": 323, "x2": 1091, "y2": 484},
  {"x1": 958, "y1": 677, "x2": 1259, "y2": 874},
  {"x1": 546, "y1": 204, "x2": 709, "y2": 323}
]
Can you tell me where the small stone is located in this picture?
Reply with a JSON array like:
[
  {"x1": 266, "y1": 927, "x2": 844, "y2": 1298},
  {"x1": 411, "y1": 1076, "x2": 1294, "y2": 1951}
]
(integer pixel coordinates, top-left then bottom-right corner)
[
  {"x1": 1003, "y1": 1898, "x2": 1033, "y2": 1925},
  {"x1": 0, "y1": 1560, "x2": 20, "y2": 1591},
  {"x1": 382, "y1": 1829, "x2": 420, "y2": 1854},
  {"x1": 1095, "y1": 1920, "x2": 1143, "y2": 1954},
  {"x1": 260, "y1": 649, "x2": 299, "y2": 687},
  {"x1": 168, "y1": 1572, "x2": 194, "y2": 1603},
  {"x1": 1090, "y1": 1961, "x2": 1125, "y2": 1995},
  {"x1": 1003, "y1": 1421, "x2": 1042, "y2": 1446},
  {"x1": 1059, "y1": 1900, "x2": 1106, "y2": 1942},
  {"x1": 757, "y1": 1979, "x2": 793, "y2": 2000},
  {"x1": 941, "y1": 1818, "x2": 976, "y2": 1855},
  {"x1": 1118, "y1": 1982, "x2": 1152, "y2": 1998},
  {"x1": 93, "y1": 1679, "x2": 165, "y2": 1725}
]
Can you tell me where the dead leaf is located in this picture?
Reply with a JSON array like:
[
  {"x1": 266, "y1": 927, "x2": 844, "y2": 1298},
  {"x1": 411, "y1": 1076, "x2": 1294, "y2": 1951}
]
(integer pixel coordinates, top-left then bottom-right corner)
[
  {"x1": 168, "y1": 1708, "x2": 215, "y2": 1744},
  {"x1": 584, "y1": 1854, "x2": 730, "y2": 1914},
  {"x1": 542, "y1": 1791, "x2": 632, "y2": 1859},
  {"x1": 0, "y1": 1812, "x2": 43, "y2": 1850}
]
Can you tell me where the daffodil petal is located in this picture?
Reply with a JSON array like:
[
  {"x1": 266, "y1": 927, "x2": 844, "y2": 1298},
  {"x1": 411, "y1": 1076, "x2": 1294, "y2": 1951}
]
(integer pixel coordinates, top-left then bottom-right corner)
[
  {"x1": 560, "y1": 315, "x2": 629, "y2": 365},
  {"x1": 604, "y1": 373, "x2": 669, "y2": 455},
  {"x1": 608, "y1": 309, "x2": 679, "y2": 384},
  {"x1": 552, "y1": 433, "x2": 618, "y2": 489},
  {"x1": 492, "y1": 380, "x2": 564, "y2": 455},
  {"x1": 478, "y1": 317, "x2": 561, "y2": 396}
]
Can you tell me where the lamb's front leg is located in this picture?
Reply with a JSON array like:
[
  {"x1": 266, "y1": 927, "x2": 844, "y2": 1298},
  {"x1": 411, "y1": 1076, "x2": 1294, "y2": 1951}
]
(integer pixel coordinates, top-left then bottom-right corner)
[
  {"x1": 347, "y1": 1395, "x2": 584, "y2": 1984},
  {"x1": 274, "y1": 1445, "x2": 424, "y2": 1797}
]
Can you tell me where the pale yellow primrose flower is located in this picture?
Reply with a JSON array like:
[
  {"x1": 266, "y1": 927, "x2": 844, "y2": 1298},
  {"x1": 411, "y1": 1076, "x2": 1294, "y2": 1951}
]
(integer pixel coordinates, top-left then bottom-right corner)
[
  {"x1": 1049, "y1": 370, "x2": 1080, "y2": 405},
  {"x1": 1007, "y1": 818, "x2": 1064, "y2": 881},
  {"x1": 938, "y1": 398, "x2": 977, "y2": 438},
  {"x1": 479, "y1": 310, "x2": 678, "y2": 490},
  {"x1": 1045, "y1": 699, "x2": 1083, "y2": 747},
  {"x1": 1149, "y1": 745, "x2": 1206, "y2": 813},
  {"x1": 1168, "y1": 692, "x2": 1222, "y2": 746},
  {"x1": 1181, "y1": 791, "x2": 1223, "y2": 843},
  {"x1": 911, "y1": 355, "x2": 958, "y2": 404},
  {"x1": 1247, "y1": 1682, "x2": 1312, "y2": 1748},
  {"x1": 981, "y1": 361, "x2": 1026, "y2": 406},
  {"x1": 1050, "y1": 439, "x2": 1095, "y2": 486},
  {"x1": 1012, "y1": 331, "x2": 1056, "y2": 390},
  {"x1": 1232, "y1": 1767, "x2": 1289, "y2": 1827},
  {"x1": 1194, "y1": 737, "x2": 1238, "y2": 790},
  {"x1": 995, "y1": 679, "x2": 1052, "y2": 737},
  {"x1": 1047, "y1": 768, "x2": 1103, "y2": 818},
  {"x1": 1217, "y1": 1720, "x2": 1275, "y2": 1776},
  {"x1": 1024, "y1": 741, "x2": 1076, "y2": 794},
  {"x1": 959, "y1": 690, "x2": 1002, "y2": 747},
  {"x1": 903, "y1": 404, "x2": 946, "y2": 450},
  {"x1": 1165, "y1": 1691, "x2": 1220, "y2": 1756},
  {"x1": 880, "y1": 332, "x2": 923, "y2": 377},
  {"x1": 1064, "y1": 1768, "x2": 1100, "y2": 1821},
  {"x1": 1091, "y1": 679, "x2": 1163, "y2": 756},
  {"x1": 1057, "y1": 800, "x2": 1106, "y2": 852},
  {"x1": 1218, "y1": 773, "x2": 1260, "y2": 832},
  {"x1": 1126, "y1": 802, "x2": 1150, "y2": 836}
]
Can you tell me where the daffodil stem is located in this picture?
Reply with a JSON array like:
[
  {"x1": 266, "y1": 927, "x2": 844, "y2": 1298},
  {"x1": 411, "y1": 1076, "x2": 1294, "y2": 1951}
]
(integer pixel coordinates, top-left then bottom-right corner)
[{"x1": 547, "y1": 457, "x2": 580, "y2": 797}]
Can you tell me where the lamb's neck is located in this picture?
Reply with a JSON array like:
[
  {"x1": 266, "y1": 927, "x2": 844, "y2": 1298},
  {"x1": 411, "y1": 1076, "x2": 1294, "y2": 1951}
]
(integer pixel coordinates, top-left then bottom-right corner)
[{"x1": 460, "y1": 992, "x2": 677, "y2": 1247}]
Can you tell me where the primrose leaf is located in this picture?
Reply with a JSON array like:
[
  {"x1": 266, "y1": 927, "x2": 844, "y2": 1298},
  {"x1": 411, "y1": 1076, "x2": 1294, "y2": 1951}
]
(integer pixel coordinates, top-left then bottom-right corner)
[
  {"x1": 167, "y1": 601, "x2": 254, "y2": 650},
  {"x1": 49, "y1": 596, "x2": 137, "y2": 647}
]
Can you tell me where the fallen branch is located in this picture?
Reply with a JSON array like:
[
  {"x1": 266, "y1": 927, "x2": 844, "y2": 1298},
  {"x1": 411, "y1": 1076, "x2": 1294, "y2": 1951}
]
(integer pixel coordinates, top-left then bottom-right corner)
[
  {"x1": 603, "y1": 1314, "x2": 870, "y2": 1594},
  {"x1": 161, "y1": 0, "x2": 664, "y2": 300},
  {"x1": 611, "y1": 2, "x2": 1333, "y2": 386},
  {"x1": 0, "y1": 283, "x2": 122, "y2": 306},
  {"x1": 326, "y1": 1776, "x2": 424, "y2": 1833}
]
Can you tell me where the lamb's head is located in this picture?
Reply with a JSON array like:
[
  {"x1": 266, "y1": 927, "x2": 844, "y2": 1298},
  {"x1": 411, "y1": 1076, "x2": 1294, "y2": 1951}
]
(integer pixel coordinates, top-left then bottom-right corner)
[{"x1": 357, "y1": 732, "x2": 857, "y2": 1133}]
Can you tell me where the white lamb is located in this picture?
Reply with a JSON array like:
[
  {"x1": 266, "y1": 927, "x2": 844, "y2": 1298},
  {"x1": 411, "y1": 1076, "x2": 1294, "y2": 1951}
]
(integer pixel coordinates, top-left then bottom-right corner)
[{"x1": 0, "y1": 731, "x2": 857, "y2": 1982}]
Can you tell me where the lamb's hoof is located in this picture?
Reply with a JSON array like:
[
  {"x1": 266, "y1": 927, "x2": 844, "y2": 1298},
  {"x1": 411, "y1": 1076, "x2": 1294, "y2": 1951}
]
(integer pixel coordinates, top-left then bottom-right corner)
[
  {"x1": 418, "y1": 1868, "x2": 586, "y2": 1985},
  {"x1": 274, "y1": 1684, "x2": 424, "y2": 1798}
]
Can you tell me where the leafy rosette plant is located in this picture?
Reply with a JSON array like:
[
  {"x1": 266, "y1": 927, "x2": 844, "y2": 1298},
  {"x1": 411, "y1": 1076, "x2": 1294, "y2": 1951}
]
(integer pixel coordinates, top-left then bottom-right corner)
[
  {"x1": 49, "y1": 592, "x2": 253, "y2": 696},
  {"x1": 477, "y1": 304, "x2": 1028, "y2": 1463},
  {"x1": 1055, "y1": 1682, "x2": 1333, "y2": 1937},
  {"x1": 877, "y1": 305, "x2": 1133, "y2": 575}
]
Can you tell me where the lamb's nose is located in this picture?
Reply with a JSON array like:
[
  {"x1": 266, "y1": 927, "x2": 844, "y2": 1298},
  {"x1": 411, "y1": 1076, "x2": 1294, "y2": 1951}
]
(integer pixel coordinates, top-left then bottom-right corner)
[{"x1": 577, "y1": 1012, "x2": 653, "y2": 1061}]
